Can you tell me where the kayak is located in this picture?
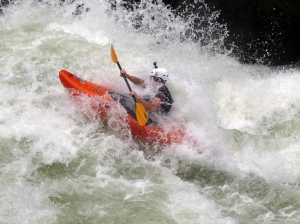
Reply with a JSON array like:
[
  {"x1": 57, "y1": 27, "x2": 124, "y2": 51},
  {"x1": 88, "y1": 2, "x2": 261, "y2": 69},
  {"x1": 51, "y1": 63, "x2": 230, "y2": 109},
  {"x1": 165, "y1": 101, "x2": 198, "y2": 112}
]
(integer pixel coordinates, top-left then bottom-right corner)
[{"x1": 59, "y1": 70, "x2": 186, "y2": 145}]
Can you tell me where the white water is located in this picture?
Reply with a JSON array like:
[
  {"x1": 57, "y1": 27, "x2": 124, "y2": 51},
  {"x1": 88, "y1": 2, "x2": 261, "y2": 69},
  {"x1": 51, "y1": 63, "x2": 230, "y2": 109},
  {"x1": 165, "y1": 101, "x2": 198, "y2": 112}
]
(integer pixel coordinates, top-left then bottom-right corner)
[{"x1": 1, "y1": 0, "x2": 300, "y2": 223}]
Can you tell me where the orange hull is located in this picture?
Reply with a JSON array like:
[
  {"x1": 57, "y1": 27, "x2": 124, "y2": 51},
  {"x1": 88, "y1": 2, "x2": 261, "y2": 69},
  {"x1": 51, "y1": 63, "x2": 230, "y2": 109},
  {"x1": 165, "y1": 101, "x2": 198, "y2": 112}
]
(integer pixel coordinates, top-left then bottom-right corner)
[{"x1": 59, "y1": 70, "x2": 185, "y2": 145}]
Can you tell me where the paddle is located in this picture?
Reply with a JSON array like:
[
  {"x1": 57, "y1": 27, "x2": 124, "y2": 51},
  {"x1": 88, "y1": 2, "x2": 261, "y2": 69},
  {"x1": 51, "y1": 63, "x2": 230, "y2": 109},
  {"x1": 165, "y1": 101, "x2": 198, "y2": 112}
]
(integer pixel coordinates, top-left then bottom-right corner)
[{"x1": 110, "y1": 44, "x2": 148, "y2": 126}]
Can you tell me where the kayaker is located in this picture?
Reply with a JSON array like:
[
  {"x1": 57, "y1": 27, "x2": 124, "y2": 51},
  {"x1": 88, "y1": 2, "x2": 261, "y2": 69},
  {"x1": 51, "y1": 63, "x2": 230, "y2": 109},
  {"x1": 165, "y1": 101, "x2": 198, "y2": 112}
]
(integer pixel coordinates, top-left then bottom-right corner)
[{"x1": 120, "y1": 66, "x2": 173, "y2": 117}]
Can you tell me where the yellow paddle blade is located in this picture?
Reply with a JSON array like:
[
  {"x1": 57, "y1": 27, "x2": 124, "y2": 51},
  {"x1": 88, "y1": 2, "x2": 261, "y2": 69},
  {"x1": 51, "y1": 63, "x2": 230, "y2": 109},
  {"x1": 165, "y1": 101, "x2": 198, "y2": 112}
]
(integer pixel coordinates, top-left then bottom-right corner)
[
  {"x1": 136, "y1": 103, "x2": 148, "y2": 126},
  {"x1": 110, "y1": 44, "x2": 119, "y2": 63}
]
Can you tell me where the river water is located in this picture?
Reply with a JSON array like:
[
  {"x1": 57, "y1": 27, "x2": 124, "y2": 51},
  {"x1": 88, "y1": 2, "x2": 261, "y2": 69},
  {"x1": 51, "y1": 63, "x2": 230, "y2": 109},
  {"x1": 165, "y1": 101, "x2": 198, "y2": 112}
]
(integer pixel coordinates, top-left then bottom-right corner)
[{"x1": 1, "y1": 1, "x2": 300, "y2": 223}]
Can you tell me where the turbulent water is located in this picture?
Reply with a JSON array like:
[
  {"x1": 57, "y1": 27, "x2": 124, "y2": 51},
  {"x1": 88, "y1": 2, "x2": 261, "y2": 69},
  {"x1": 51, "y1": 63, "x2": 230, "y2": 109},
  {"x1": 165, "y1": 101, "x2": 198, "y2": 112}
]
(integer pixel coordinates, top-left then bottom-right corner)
[{"x1": 1, "y1": 0, "x2": 300, "y2": 223}]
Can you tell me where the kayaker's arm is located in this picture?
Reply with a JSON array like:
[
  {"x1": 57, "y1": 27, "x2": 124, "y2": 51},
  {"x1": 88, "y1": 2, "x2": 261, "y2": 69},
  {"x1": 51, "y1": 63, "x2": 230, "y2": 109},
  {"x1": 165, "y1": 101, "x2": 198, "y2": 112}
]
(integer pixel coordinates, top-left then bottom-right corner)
[
  {"x1": 120, "y1": 70, "x2": 146, "y2": 88},
  {"x1": 129, "y1": 91, "x2": 161, "y2": 112}
]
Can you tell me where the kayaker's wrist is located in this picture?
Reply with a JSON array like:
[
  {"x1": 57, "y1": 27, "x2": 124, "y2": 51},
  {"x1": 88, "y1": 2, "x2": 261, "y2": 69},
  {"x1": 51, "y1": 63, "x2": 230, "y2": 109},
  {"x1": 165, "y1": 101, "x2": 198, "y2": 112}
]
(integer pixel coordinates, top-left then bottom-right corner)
[{"x1": 135, "y1": 94, "x2": 140, "y2": 101}]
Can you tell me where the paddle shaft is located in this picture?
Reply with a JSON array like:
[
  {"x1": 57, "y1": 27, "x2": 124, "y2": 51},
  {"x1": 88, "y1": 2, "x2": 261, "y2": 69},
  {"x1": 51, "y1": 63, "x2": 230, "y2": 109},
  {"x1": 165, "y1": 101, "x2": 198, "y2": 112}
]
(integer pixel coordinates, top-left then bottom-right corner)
[{"x1": 116, "y1": 62, "x2": 138, "y2": 103}]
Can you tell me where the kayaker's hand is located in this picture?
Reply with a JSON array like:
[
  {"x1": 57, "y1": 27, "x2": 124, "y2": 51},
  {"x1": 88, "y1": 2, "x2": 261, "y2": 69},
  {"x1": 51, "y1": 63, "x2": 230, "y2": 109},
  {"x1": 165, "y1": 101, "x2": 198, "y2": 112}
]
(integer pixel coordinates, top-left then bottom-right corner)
[
  {"x1": 120, "y1": 70, "x2": 128, "y2": 78},
  {"x1": 129, "y1": 91, "x2": 137, "y2": 97}
]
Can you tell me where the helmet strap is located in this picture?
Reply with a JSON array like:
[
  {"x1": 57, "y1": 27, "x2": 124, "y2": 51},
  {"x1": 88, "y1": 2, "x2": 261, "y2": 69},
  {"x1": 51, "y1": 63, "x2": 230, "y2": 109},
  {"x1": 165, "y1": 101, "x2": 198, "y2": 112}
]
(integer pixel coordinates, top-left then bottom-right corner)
[{"x1": 157, "y1": 77, "x2": 165, "y2": 84}]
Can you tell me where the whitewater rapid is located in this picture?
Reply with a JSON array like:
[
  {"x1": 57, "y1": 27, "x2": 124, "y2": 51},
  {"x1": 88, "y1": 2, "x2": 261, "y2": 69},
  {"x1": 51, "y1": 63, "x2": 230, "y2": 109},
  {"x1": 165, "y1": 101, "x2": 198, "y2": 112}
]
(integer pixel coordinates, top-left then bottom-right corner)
[{"x1": 1, "y1": 0, "x2": 300, "y2": 223}]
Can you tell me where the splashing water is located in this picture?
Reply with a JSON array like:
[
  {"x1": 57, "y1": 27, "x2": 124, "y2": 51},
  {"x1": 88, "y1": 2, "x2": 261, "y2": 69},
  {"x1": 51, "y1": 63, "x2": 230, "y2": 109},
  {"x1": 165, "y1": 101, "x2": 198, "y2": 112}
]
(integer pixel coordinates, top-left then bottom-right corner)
[{"x1": 1, "y1": 0, "x2": 300, "y2": 223}]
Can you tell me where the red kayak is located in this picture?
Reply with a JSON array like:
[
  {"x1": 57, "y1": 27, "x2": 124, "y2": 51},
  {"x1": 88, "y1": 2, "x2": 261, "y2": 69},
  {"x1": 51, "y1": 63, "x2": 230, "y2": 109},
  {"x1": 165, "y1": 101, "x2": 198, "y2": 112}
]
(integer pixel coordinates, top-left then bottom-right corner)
[{"x1": 59, "y1": 70, "x2": 187, "y2": 145}]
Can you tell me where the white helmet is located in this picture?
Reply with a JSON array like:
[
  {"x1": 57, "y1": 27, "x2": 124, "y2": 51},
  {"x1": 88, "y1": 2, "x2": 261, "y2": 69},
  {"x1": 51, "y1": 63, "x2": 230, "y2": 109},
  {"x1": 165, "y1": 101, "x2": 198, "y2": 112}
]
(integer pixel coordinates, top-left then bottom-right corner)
[{"x1": 150, "y1": 68, "x2": 169, "y2": 83}]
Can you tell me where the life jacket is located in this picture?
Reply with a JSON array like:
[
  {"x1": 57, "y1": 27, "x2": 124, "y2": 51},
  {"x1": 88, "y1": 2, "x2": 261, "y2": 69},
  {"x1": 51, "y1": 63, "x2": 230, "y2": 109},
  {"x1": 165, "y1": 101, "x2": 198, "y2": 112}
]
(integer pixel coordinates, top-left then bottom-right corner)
[{"x1": 155, "y1": 85, "x2": 173, "y2": 114}]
